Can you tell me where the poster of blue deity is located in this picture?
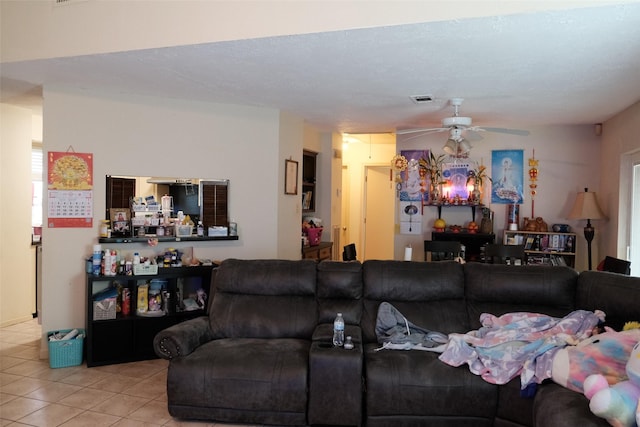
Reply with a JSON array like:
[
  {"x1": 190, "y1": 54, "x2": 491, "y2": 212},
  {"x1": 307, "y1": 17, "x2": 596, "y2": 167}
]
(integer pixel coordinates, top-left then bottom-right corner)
[{"x1": 491, "y1": 149, "x2": 524, "y2": 204}]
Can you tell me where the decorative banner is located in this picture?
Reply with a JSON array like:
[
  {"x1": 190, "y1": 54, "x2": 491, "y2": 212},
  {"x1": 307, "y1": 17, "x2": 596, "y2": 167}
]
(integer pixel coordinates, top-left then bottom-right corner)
[
  {"x1": 491, "y1": 149, "x2": 524, "y2": 204},
  {"x1": 399, "y1": 150, "x2": 429, "y2": 202},
  {"x1": 47, "y1": 151, "x2": 94, "y2": 228}
]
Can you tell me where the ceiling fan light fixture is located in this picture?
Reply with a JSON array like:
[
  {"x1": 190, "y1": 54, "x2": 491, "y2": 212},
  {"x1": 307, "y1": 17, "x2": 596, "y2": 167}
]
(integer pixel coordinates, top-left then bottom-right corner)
[
  {"x1": 442, "y1": 116, "x2": 472, "y2": 127},
  {"x1": 458, "y1": 139, "x2": 472, "y2": 154},
  {"x1": 442, "y1": 139, "x2": 458, "y2": 155}
]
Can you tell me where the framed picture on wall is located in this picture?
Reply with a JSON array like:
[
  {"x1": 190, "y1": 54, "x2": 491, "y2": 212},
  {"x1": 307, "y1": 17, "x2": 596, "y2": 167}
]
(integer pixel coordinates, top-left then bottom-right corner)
[
  {"x1": 110, "y1": 209, "x2": 130, "y2": 236},
  {"x1": 285, "y1": 159, "x2": 298, "y2": 195}
]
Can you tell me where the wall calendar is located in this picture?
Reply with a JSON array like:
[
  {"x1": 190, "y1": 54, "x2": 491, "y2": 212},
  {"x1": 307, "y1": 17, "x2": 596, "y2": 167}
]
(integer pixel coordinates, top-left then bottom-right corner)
[{"x1": 47, "y1": 151, "x2": 93, "y2": 228}]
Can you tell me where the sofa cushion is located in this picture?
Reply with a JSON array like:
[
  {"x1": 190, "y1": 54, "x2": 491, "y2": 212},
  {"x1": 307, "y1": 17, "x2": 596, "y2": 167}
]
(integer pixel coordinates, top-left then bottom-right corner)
[
  {"x1": 533, "y1": 383, "x2": 609, "y2": 427},
  {"x1": 364, "y1": 342, "x2": 498, "y2": 421},
  {"x1": 576, "y1": 270, "x2": 640, "y2": 331},
  {"x1": 317, "y1": 260, "x2": 363, "y2": 324},
  {"x1": 362, "y1": 260, "x2": 468, "y2": 343},
  {"x1": 167, "y1": 338, "x2": 309, "y2": 425},
  {"x1": 464, "y1": 264, "x2": 578, "y2": 329},
  {"x1": 209, "y1": 259, "x2": 317, "y2": 338}
]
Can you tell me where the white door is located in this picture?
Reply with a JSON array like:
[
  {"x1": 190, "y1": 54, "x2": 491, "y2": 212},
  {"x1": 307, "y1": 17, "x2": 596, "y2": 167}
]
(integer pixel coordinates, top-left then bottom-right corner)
[
  {"x1": 341, "y1": 165, "x2": 351, "y2": 254},
  {"x1": 629, "y1": 150, "x2": 640, "y2": 276},
  {"x1": 363, "y1": 166, "x2": 395, "y2": 260}
]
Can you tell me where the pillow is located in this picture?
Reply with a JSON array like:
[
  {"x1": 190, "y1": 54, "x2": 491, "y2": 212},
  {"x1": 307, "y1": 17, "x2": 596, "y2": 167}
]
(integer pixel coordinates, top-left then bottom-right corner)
[{"x1": 552, "y1": 328, "x2": 640, "y2": 393}]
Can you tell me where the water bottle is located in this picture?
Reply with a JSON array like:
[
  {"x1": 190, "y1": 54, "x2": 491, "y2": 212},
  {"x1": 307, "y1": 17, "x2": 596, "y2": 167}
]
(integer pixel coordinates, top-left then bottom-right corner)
[{"x1": 333, "y1": 313, "x2": 345, "y2": 347}]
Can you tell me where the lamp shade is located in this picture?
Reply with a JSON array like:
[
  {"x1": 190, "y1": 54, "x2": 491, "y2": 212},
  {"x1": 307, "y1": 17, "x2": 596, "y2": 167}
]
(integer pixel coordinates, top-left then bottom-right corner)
[{"x1": 568, "y1": 188, "x2": 606, "y2": 220}]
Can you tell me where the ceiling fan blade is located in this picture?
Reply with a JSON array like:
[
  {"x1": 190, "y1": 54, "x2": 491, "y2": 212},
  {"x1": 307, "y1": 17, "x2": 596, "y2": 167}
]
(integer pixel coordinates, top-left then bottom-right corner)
[
  {"x1": 396, "y1": 127, "x2": 447, "y2": 135},
  {"x1": 464, "y1": 129, "x2": 484, "y2": 142},
  {"x1": 480, "y1": 127, "x2": 530, "y2": 136}
]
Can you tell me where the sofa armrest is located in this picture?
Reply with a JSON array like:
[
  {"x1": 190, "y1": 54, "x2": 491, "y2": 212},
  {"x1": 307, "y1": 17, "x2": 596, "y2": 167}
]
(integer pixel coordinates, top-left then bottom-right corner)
[
  {"x1": 153, "y1": 316, "x2": 214, "y2": 359},
  {"x1": 308, "y1": 324, "x2": 363, "y2": 426}
]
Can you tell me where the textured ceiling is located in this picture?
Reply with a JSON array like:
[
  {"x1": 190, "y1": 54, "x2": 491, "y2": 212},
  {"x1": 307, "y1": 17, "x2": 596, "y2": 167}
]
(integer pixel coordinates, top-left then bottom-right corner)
[{"x1": 1, "y1": 2, "x2": 640, "y2": 134}]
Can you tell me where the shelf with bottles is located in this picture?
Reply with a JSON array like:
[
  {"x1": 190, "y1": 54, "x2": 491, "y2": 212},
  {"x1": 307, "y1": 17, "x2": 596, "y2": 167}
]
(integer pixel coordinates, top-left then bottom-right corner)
[
  {"x1": 86, "y1": 266, "x2": 214, "y2": 366},
  {"x1": 503, "y1": 230, "x2": 577, "y2": 268}
]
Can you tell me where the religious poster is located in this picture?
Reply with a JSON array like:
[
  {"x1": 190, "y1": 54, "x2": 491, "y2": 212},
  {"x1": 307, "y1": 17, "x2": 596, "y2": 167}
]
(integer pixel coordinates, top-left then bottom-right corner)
[
  {"x1": 491, "y1": 149, "x2": 524, "y2": 204},
  {"x1": 399, "y1": 150, "x2": 429, "y2": 202},
  {"x1": 441, "y1": 162, "x2": 471, "y2": 201},
  {"x1": 47, "y1": 151, "x2": 94, "y2": 228}
]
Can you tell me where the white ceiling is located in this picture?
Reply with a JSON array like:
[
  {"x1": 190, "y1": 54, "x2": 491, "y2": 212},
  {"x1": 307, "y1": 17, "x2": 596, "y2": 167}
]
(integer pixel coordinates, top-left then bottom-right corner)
[{"x1": 1, "y1": 2, "x2": 640, "y2": 134}]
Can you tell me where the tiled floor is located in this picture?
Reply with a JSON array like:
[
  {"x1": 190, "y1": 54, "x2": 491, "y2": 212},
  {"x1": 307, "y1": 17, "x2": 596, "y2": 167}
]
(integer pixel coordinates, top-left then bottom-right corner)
[{"x1": 0, "y1": 319, "x2": 251, "y2": 427}]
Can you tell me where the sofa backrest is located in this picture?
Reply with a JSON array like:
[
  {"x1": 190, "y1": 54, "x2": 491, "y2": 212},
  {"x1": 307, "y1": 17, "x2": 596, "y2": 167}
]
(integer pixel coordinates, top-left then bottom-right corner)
[
  {"x1": 464, "y1": 263, "x2": 578, "y2": 329},
  {"x1": 361, "y1": 260, "x2": 467, "y2": 343},
  {"x1": 576, "y1": 270, "x2": 640, "y2": 331},
  {"x1": 209, "y1": 259, "x2": 318, "y2": 339},
  {"x1": 316, "y1": 261, "x2": 363, "y2": 325}
]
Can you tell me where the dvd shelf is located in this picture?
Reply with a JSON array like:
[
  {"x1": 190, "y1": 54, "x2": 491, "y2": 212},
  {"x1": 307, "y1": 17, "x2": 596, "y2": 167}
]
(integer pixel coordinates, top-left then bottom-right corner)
[{"x1": 503, "y1": 230, "x2": 577, "y2": 268}]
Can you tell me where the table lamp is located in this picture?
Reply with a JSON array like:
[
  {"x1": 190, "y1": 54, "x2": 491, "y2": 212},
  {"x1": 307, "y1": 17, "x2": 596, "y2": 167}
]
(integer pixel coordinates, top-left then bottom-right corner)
[{"x1": 568, "y1": 188, "x2": 606, "y2": 270}]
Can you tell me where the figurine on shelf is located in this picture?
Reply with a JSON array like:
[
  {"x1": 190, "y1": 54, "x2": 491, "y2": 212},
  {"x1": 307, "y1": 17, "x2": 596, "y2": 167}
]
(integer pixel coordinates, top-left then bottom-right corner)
[{"x1": 480, "y1": 208, "x2": 494, "y2": 234}]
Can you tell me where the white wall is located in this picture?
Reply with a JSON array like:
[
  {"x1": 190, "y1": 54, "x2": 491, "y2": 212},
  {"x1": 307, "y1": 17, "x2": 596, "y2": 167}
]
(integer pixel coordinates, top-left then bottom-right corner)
[
  {"x1": 39, "y1": 88, "x2": 309, "y2": 354},
  {"x1": 0, "y1": 104, "x2": 35, "y2": 326},
  {"x1": 395, "y1": 125, "x2": 602, "y2": 270}
]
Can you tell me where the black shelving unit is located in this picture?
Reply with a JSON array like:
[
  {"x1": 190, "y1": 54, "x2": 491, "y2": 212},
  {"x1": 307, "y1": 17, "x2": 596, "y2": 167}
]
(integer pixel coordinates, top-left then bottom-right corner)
[{"x1": 86, "y1": 266, "x2": 213, "y2": 367}]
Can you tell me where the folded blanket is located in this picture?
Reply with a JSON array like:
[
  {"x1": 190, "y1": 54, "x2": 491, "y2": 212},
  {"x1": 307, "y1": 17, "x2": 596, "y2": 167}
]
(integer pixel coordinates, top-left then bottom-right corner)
[{"x1": 375, "y1": 302, "x2": 449, "y2": 352}]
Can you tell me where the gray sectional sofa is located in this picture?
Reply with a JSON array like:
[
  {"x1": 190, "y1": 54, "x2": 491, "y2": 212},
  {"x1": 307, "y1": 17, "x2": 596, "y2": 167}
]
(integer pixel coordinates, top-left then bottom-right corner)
[{"x1": 153, "y1": 258, "x2": 640, "y2": 426}]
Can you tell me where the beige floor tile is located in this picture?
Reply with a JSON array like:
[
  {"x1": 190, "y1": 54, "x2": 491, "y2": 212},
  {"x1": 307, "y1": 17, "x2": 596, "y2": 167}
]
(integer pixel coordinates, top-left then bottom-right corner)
[
  {"x1": 0, "y1": 392, "x2": 18, "y2": 405},
  {"x1": 58, "y1": 409, "x2": 122, "y2": 426},
  {"x1": 0, "y1": 373, "x2": 22, "y2": 387},
  {"x1": 123, "y1": 377, "x2": 166, "y2": 400},
  {"x1": 90, "y1": 373, "x2": 141, "y2": 393},
  {"x1": 0, "y1": 343, "x2": 35, "y2": 358},
  {"x1": 163, "y1": 420, "x2": 217, "y2": 426},
  {"x1": 17, "y1": 402, "x2": 84, "y2": 427},
  {"x1": 2, "y1": 360, "x2": 49, "y2": 377},
  {"x1": 9, "y1": 346, "x2": 42, "y2": 361},
  {"x1": 0, "y1": 377, "x2": 50, "y2": 396},
  {"x1": 111, "y1": 418, "x2": 162, "y2": 426},
  {"x1": 57, "y1": 367, "x2": 109, "y2": 387},
  {"x1": 91, "y1": 393, "x2": 150, "y2": 417},
  {"x1": 128, "y1": 400, "x2": 172, "y2": 425},
  {"x1": 0, "y1": 357, "x2": 27, "y2": 371},
  {"x1": 58, "y1": 387, "x2": 116, "y2": 410},
  {"x1": 116, "y1": 363, "x2": 166, "y2": 380},
  {"x1": 0, "y1": 396, "x2": 50, "y2": 421},
  {"x1": 23, "y1": 381, "x2": 82, "y2": 403},
  {"x1": 0, "y1": 332, "x2": 38, "y2": 346}
]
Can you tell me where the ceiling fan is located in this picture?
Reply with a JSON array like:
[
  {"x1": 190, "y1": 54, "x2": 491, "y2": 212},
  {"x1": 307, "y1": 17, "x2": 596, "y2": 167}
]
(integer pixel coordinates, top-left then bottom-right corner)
[{"x1": 396, "y1": 98, "x2": 530, "y2": 153}]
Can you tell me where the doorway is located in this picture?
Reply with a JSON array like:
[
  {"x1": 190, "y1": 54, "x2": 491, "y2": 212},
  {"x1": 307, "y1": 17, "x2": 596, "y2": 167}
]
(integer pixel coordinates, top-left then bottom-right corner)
[
  {"x1": 341, "y1": 165, "x2": 351, "y2": 255},
  {"x1": 626, "y1": 150, "x2": 640, "y2": 275},
  {"x1": 363, "y1": 165, "x2": 395, "y2": 260}
]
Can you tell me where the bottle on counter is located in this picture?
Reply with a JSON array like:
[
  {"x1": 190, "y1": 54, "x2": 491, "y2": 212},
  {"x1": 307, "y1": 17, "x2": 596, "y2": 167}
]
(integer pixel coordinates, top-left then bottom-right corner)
[
  {"x1": 197, "y1": 221, "x2": 204, "y2": 237},
  {"x1": 333, "y1": 312, "x2": 345, "y2": 347}
]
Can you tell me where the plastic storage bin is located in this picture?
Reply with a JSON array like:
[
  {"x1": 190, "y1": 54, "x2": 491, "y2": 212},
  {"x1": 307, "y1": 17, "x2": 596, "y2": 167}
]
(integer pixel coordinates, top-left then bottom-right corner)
[{"x1": 48, "y1": 329, "x2": 85, "y2": 368}]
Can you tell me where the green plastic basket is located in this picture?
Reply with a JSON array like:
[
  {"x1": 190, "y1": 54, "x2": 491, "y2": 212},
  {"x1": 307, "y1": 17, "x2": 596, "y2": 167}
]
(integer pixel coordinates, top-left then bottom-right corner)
[{"x1": 48, "y1": 329, "x2": 84, "y2": 368}]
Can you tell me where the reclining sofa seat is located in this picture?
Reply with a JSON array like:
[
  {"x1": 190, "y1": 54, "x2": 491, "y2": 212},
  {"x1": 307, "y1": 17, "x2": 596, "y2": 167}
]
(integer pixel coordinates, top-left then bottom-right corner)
[
  {"x1": 157, "y1": 258, "x2": 318, "y2": 425},
  {"x1": 464, "y1": 262, "x2": 578, "y2": 427},
  {"x1": 361, "y1": 260, "x2": 500, "y2": 427},
  {"x1": 361, "y1": 260, "x2": 584, "y2": 427},
  {"x1": 533, "y1": 270, "x2": 640, "y2": 427}
]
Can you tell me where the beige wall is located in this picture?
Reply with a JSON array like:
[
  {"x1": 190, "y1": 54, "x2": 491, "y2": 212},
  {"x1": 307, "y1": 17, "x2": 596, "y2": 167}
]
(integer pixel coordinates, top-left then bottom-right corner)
[
  {"x1": 600, "y1": 100, "x2": 640, "y2": 259},
  {"x1": 0, "y1": 104, "x2": 36, "y2": 326},
  {"x1": 36, "y1": 88, "x2": 312, "y2": 352},
  {"x1": 395, "y1": 125, "x2": 603, "y2": 270}
]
